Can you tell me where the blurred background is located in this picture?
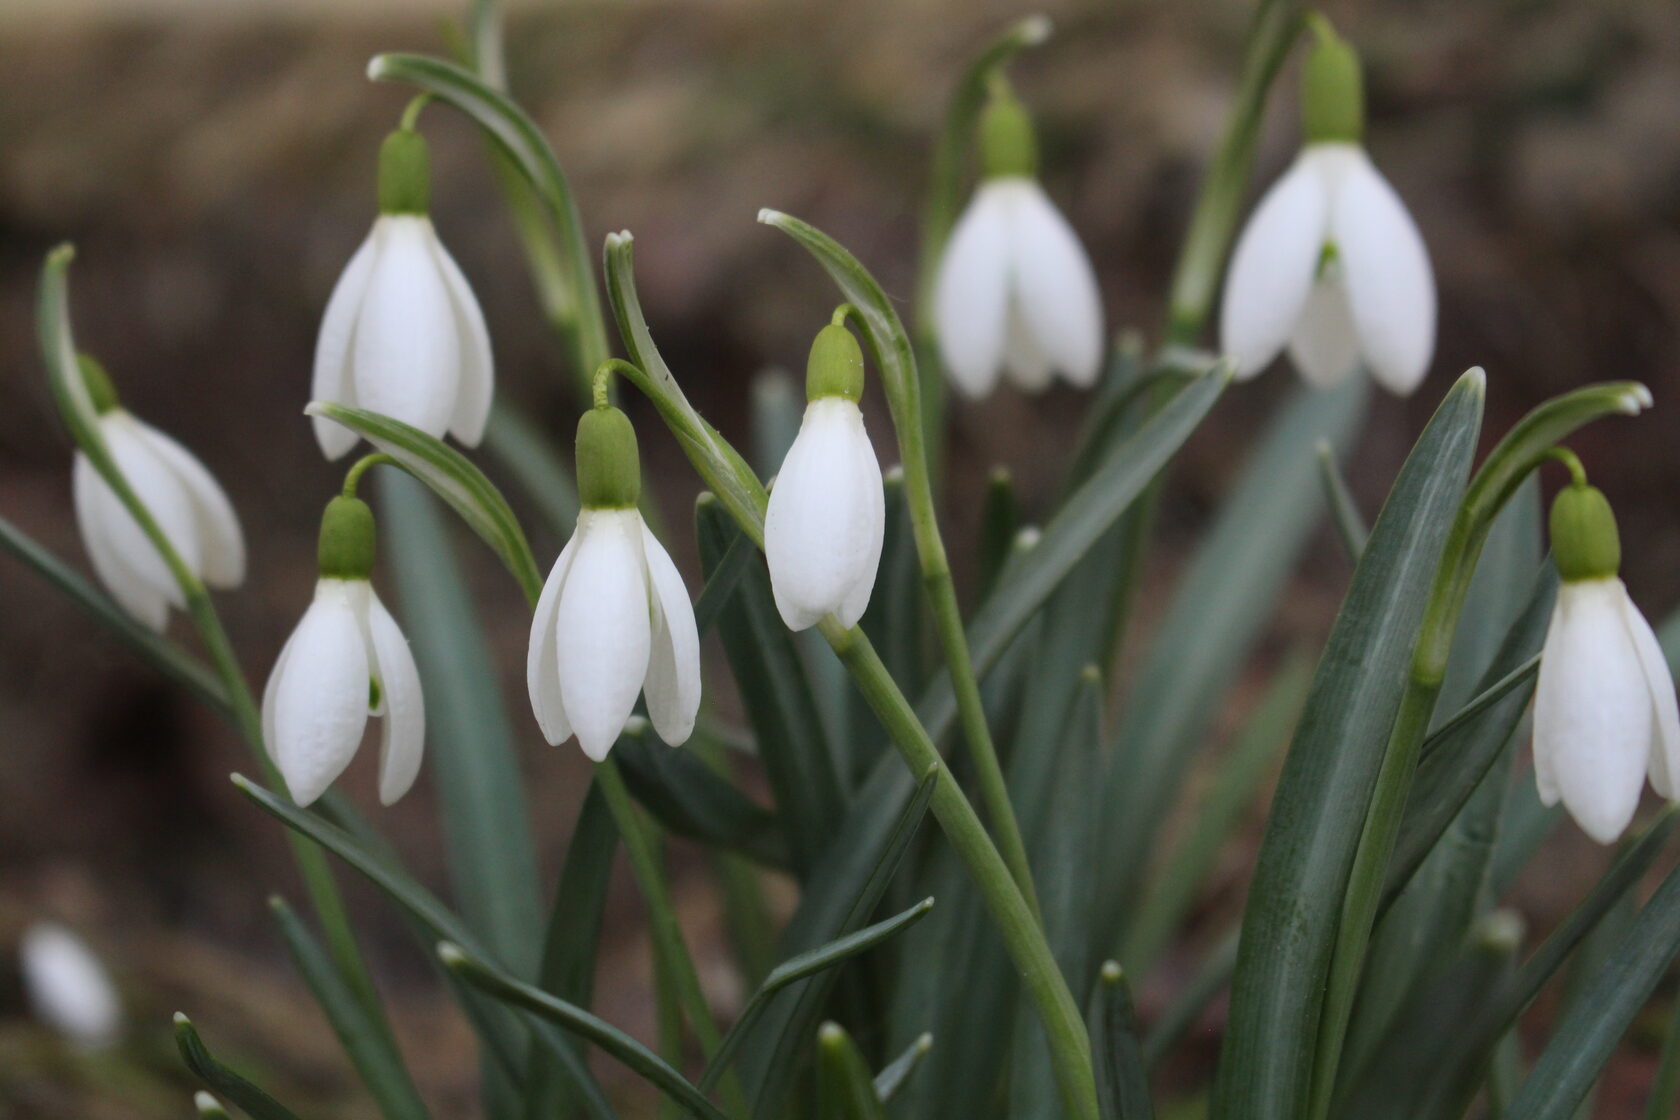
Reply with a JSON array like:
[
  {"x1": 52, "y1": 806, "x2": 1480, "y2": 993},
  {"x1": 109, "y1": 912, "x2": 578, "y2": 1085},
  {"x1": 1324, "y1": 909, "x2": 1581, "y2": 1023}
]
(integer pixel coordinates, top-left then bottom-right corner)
[{"x1": 2, "y1": 0, "x2": 1678, "y2": 1116}]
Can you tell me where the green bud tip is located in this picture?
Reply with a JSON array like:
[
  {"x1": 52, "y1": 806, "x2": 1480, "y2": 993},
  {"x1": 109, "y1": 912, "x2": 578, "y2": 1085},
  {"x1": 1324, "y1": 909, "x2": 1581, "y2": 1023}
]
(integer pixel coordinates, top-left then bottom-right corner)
[
  {"x1": 377, "y1": 128, "x2": 431, "y2": 216},
  {"x1": 980, "y1": 78, "x2": 1038, "y2": 179},
  {"x1": 1550, "y1": 481, "x2": 1621, "y2": 583},
  {"x1": 806, "y1": 323, "x2": 865, "y2": 402},
  {"x1": 78, "y1": 353, "x2": 120, "y2": 414},
  {"x1": 318, "y1": 495, "x2": 377, "y2": 580},
  {"x1": 576, "y1": 405, "x2": 642, "y2": 509},
  {"x1": 1302, "y1": 13, "x2": 1365, "y2": 145}
]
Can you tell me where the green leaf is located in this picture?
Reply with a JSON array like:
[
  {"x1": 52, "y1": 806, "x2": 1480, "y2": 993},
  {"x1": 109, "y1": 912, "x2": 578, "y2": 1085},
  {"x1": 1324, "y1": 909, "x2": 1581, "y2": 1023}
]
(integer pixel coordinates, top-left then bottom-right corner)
[
  {"x1": 692, "y1": 522, "x2": 758, "y2": 636},
  {"x1": 1316, "y1": 438, "x2": 1369, "y2": 560},
  {"x1": 978, "y1": 467, "x2": 1020, "y2": 597},
  {"x1": 1092, "y1": 963, "x2": 1154, "y2": 1120},
  {"x1": 1211, "y1": 372, "x2": 1484, "y2": 1120},
  {"x1": 817, "y1": 1022, "x2": 891, "y2": 1120},
  {"x1": 873, "y1": 1033, "x2": 933, "y2": 1103},
  {"x1": 853, "y1": 468, "x2": 924, "y2": 779},
  {"x1": 268, "y1": 897, "x2": 430, "y2": 1120},
  {"x1": 310, "y1": 402, "x2": 542, "y2": 601},
  {"x1": 615, "y1": 721, "x2": 790, "y2": 869},
  {"x1": 173, "y1": 1014, "x2": 305, "y2": 1120},
  {"x1": 1641, "y1": 990, "x2": 1680, "y2": 1120}
]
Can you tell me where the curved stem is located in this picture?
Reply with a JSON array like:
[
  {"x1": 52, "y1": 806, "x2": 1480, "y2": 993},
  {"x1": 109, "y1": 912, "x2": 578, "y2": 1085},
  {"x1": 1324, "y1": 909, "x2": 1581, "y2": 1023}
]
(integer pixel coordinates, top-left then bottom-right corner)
[
  {"x1": 342, "y1": 453, "x2": 395, "y2": 498},
  {"x1": 399, "y1": 93, "x2": 431, "y2": 133}
]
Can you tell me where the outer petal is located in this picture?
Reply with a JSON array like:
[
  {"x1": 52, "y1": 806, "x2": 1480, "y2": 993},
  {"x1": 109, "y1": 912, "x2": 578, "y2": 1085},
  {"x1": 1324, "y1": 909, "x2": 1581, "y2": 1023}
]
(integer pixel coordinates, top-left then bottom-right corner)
[
  {"x1": 1219, "y1": 151, "x2": 1329, "y2": 379},
  {"x1": 934, "y1": 183, "x2": 1012, "y2": 398},
  {"x1": 836, "y1": 425, "x2": 887, "y2": 628},
  {"x1": 132, "y1": 421, "x2": 245, "y2": 588},
  {"x1": 1331, "y1": 150, "x2": 1436, "y2": 395},
  {"x1": 269, "y1": 580, "x2": 372, "y2": 807},
  {"x1": 99, "y1": 415, "x2": 202, "y2": 602},
  {"x1": 312, "y1": 227, "x2": 379, "y2": 459},
  {"x1": 349, "y1": 216, "x2": 460, "y2": 441},
  {"x1": 1007, "y1": 180, "x2": 1104, "y2": 387},
  {"x1": 428, "y1": 234, "x2": 495, "y2": 448},
  {"x1": 766, "y1": 400, "x2": 883, "y2": 630},
  {"x1": 1619, "y1": 591, "x2": 1680, "y2": 799},
  {"x1": 1532, "y1": 604, "x2": 1565, "y2": 808},
  {"x1": 1533, "y1": 580, "x2": 1651, "y2": 844},
  {"x1": 525, "y1": 534, "x2": 578, "y2": 746},
  {"x1": 364, "y1": 589, "x2": 425, "y2": 806},
  {"x1": 554, "y1": 511, "x2": 651, "y2": 760},
  {"x1": 19, "y1": 923, "x2": 121, "y2": 1050},
  {"x1": 74, "y1": 453, "x2": 168, "y2": 631},
  {"x1": 639, "y1": 524, "x2": 702, "y2": 746},
  {"x1": 1287, "y1": 276, "x2": 1361, "y2": 388}
]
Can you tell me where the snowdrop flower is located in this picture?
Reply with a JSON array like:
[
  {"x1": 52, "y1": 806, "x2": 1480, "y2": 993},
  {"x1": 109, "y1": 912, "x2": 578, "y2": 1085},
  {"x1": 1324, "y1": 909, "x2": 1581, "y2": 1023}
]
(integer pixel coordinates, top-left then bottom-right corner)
[
  {"x1": 312, "y1": 126, "x2": 492, "y2": 460},
  {"x1": 1219, "y1": 17, "x2": 1435, "y2": 394},
  {"x1": 1533, "y1": 468, "x2": 1678, "y2": 844},
  {"x1": 528, "y1": 397, "x2": 701, "y2": 760},
  {"x1": 933, "y1": 81, "x2": 1103, "y2": 398},
  {"x1": 71, "y1": 356, "x2": 245, "y2": 631},
  {"x1": 264, "y1": 495, "x2": 423, "y2": 807},
  {"x1": 765, "y1": 323, "x2": 885, "y2": 630},
  {"x1": 19, "y1": 922, "x2": 122, "y2": 1051}
]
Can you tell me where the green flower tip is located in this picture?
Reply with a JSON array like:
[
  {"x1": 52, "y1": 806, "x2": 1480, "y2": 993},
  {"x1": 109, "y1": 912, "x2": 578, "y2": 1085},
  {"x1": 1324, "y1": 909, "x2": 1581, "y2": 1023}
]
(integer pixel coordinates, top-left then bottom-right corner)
[
  {"x1": 1550, "y1": 481, "x2": 1620, "y2": 583},
  {"x1": 806, "y1": 323, "x2": 865, "y2": 402},
  {"x1": 980, "y1": 80, "x2": 1038, "y2": 179},
  {"x1": 377, "y1": 128, "x2": 431, "y2": 216},
  {"x1": 818, "y1": 1021, "x2": 846, "y2": 1048},
  {"x1": 78, "y1": 353, "x2": 120, "y2": 414},
  {"x1": 1302, "y1": 13, "x2": 1365, "y2": 145},
  {"x1": 318, "y1": 495, "x2": 378, "y2": 580},
  {"x1": 1100, "y1": 959, "x2": 1123, "y2": 984},
  {"x1": 576, "y1": 405, "x2": 642, "y2": 509}
]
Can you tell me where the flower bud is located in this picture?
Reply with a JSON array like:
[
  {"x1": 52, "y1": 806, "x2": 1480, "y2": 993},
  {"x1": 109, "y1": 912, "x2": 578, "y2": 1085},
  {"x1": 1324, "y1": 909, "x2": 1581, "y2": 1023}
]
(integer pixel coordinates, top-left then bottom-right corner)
[
  {"x1": 1302, "y1": 15, "x2": 1365, "y2": 145},
  {"x1": 980, "y1": 83, "x2": 1038, "y2": 180},
  {"x1": 575, "y1": 405, "x2": 642, "y2": 509},
  {"x1": 806, "y1": 323, "x2": 865, "y2": 402},
  {"x1": 377, "y1": 128, "x2": 431, "y2": 216},
  {"x1": 317, "y1": 495, "x2": 377, "y2": 580},
  {"x1": 1549, "y1": 483, "x2": 1621, "y2": 583}
]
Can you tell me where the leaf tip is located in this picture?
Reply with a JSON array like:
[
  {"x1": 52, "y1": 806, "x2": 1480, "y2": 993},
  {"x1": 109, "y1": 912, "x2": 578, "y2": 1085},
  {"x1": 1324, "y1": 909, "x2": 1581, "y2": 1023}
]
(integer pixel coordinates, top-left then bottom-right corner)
[
  {"x1": 605, "y1": 229, "x2": 634, "y2": 251},
  {"x1": 915, "y1": 1031, "x2": 933, "y2": 1053},
  {"x1": 437, "y1": 941, "x2": 467, "y2": 968},
  {"x1": 1017, "y1": 14, "x2": 1053, "y2": 44},
  {"x1": 1080, "y1": 662, "x2": 1101, "y2": 685},
  {"x1": 172, "y1": 1011, "x2": 191, "y2": 1027},
  {"x1": 1458, "y1": 365, "x2": 1488, "y2": 398},
  {"x1": 1621, "y1": 382, "x2": 1653, "y2": 413},
  {"x1": 818, "y1": 1020, "x2": 845, "y2": 1048},
  {"x1": 46, "y1": 243, "x2": 76, "y2": 269},
  {"x1": 365, "y1": 54, "x2": 388, "y2": 81},
  {"x1": 756, "y1": 207, "x2": 786, "y2": 227},
  {"x1": 1100, "y1": 959, "x2": 1124, "y2": 985}
]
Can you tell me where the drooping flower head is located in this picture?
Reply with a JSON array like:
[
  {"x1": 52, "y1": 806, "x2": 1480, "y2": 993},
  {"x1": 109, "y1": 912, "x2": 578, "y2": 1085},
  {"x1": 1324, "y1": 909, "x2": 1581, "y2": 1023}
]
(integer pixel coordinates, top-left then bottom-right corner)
[
  {"x1": 765, "y1": 320, "x2": 886, "y2": 630},
  {"x1": 527, "y1": 392, "x2": 701, "y2": 761},
  {"x1": 19, "y1": 922, "x2": 122, "y2": 1052},
  {"x1": 1219, "y1": 16, "x2": 1435, "y2": 394},
  {"x1": 264, "y1": 493, "x2": 424, "y2": 807},
  {"x1": 934, "y1": 78, "x2": 1104, "y2": 398},
  {"x1": 1533, "y1": 458, "x2": 1678, "y2": 844},
  {"x1": 71, "y1": 355, "x2": 245, "y2": 631},
  {"x1": 312, "y1": 122, "x2": 493, "y2": 459}
]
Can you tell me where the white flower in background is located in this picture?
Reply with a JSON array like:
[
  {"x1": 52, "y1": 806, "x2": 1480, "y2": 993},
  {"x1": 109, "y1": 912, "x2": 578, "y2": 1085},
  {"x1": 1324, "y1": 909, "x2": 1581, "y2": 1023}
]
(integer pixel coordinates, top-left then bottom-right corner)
[
  {"x1": 19, "y1": 922, "x2": 122, "y2": 1051},
  {"x1": 527, "y1": 403, "x2": 701, "y2": 760},
  {"x1": 933, "y1": 82, "x2": 1103, "y2": 398},
  {"x1": 312, "y1": 127, "x2": 492, "y2": 460},
  {"x1": 263, "y1": 497, "x2": 423, "y2": 807},
  {"x1": 765, "y1": 323, "x2": 886, "y2": 630},
  {"x1": 1219, "y1": 17, "x2": 1435, "y2": 395},
  {"x1": 71, "y1": 356, "x2": 245, "y2": 631},
  {"x1": 1533, "y1": 473, "x2": 1679, "y2": 844}
]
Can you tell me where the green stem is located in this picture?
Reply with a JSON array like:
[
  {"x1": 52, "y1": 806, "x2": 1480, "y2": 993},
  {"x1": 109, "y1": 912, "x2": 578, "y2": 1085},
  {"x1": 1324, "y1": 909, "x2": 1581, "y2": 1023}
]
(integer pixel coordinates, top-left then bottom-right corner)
[
  {"x1": 343, "y1": 453, "x2": 395, "y2": 498},
  {"x1": 399, "y1": 94, "x2": 431, "y2": 133}
]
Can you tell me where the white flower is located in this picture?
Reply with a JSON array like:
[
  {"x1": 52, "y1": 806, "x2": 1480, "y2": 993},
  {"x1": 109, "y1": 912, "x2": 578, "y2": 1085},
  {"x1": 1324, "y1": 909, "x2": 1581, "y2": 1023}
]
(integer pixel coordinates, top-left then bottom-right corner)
[
  {"x1": 311, "y1": 214, "x2": 493, "y2": 460},
  {"x1": 527, "y1": 509, "x2": 701, "y2": 761},
  {"x1": 934, "y1": 177, "x2": 1104, "y2": 398},
  {"x1": 1219, "y1": 143, "x2": 1435, "y2": 394},
  {"x1": 263, "y1": 578, "x2": 424, "y2": 807},
  {"x1": 73, "y1": 411, "x2": 245, "y2": 631},
  {"x1": 765, "y1": 398, "x2": 885, "y2": 630},
  {"x1": 19, "y1": 922, "x2": 121, "y2": 1051},
  {"x1": 1534, "y1": 577, "x2": 1679, "y2": 844}
]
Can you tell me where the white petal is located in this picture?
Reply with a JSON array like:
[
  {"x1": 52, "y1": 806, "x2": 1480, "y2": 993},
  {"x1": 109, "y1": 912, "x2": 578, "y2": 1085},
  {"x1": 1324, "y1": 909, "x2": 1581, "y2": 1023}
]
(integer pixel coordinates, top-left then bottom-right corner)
[
  {"x1": 836, "y1": 419, "x2": 887, "y2": 629},
  {"x1": 19, "y1": 923, "x2": 121, "y2": 1050},
  {"x1": 269, "y1": 580, "x2": 372, "y2": 807},
  {"x1": 312, "y1": 227, "x2": 379, "y2": 460},
  {"x1": 1533, "y1": 580, "x2": 1651, "y2": 844},
  {"x1": 1006, "y1": 180, "x2": 1103, "y2": 387},
  {"x1": 1618, "y1": 591, "x2": 1680, "y2": 799},
  {"x1": 99, "y1": 415, "x2": 202, "y2": 601},
  {"x1": 74, "y1": 453, "x2": 168, "y2": 631},
  {"x1": 1287, "y1": 275, "x2": 1361, "y2": 388},
  {"x1": 1331, "y1": 150, "x2": 1436, "y2": 395},
  {"x1": 639, "y1": 523, "x2": 702, "y2": 746},
  {"x1": 364, "y1": 589, "x2": 425, "y2": 806},
  {"x1": 429, "y1": 234, "x2": 495, "y2": 448},
  {"x1": 526, "y1": 534, "x2": 578, "y2": 746},
  {"x1": 349, "y1": 217, "x2": 460, "y2": 440},
  {"x1": 1532, "y1": 605, "x2": 1565, "y2": 808},
  {"x1": 1219, "y1": 152, "x2": 1330, "y2": 380},
  {"x1": 132, "y1": 421, "x2": 245, "y2": 588},
  {"x1": 934, "y1": 184, "x2": 1012, "y2": 398},
  {"x1": 554, "y1": 511, "x2": 651, "y2": 760},
  {"x1": 1001, "y1": 299, "x2": 1054, "y2": 392}
]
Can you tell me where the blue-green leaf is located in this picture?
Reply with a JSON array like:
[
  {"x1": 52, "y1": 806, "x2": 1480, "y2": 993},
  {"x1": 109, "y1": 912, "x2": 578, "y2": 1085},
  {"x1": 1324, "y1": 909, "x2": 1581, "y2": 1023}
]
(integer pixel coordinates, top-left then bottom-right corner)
[
  {"x1": 816, "y1": 1022, "x2": 890, "y2": 1120},
  {"x1": 1091, "y1": 963, "x2": 1154, "y2": 1120},
  {"x1": 173, "y1": 1014, "x2": 305, "y2": 1120}
]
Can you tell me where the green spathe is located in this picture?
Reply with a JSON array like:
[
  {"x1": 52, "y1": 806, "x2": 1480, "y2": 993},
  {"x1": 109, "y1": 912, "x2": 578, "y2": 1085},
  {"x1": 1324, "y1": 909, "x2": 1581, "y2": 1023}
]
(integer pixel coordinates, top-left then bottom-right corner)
[
  {"x1": 980, "y1": 85, "x2": 1038, "y2": 180},
  {"x1": 78, "y1": 353, "x2": 120, "y2": 415},
  {"x1": 806, "y1": 324, "x2": 865, "y2": 403},
  {"x1": 576, "y1": 405, "x2": 642, "y2": 509},
  {"x1": 318, "y1": 495, "x2": 377, "y2": 580},
  {"x1": 378, "y1": 128, "x2": 432, "y2": 216},
  {"x1": 1550, "y1": 483, "x2": 1621, "y2": 583},
  {"x1": 1302, "y1": 15, "x2": 1364, "y2": 145}
]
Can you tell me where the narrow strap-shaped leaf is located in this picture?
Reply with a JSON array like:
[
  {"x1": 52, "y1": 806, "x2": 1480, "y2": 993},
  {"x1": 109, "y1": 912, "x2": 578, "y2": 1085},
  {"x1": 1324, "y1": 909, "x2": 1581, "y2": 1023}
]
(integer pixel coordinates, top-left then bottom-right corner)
[
  {"x1": 615, "y1": 723, "x2": 789, "y2": 869},
  {"x1": 816, "y1": 1022, "x2": 890, "y2": 1120},
  {"x1": 978, "y1": 467, "x2": 1020, "y2": 597},
  {"x1": 440, "y1": 942, "x2": 732, "y2": 1120},
  {"x1": 1317, "y1": 437, "x2": 1369, "y2": 560},
  {"x1": 173, "y1": 1015, "x2": 305, "y2": 1120},
  {"x1": 854, "y1": 467, "x2": 924, "y2": 775},
  {"x1": 691, "y1": 524, "x2": 758, "y2": 636},
  {"x1": 309, "y1": 402, "x2": 542, "y2": 600},
  {"x1": 269, "y1": 897, "x2": 430, "y2": 1120},
  {"x1": 1091, "y1": 963, "x2": 1154, "y2": 1120},
  {"x1": 1212, "y1": 372, "x2": 1483, "y2": 1120},
  {"x1": 873, "y1": 1033, "x2": 933, "y2": 1103}
]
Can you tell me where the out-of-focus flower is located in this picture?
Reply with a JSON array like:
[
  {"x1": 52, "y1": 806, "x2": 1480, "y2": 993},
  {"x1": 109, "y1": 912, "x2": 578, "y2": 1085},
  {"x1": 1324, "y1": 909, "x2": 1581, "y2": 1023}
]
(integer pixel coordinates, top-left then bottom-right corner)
[{"x1": 19, "y1": 922, "x2": 121, "y2": 1051}]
